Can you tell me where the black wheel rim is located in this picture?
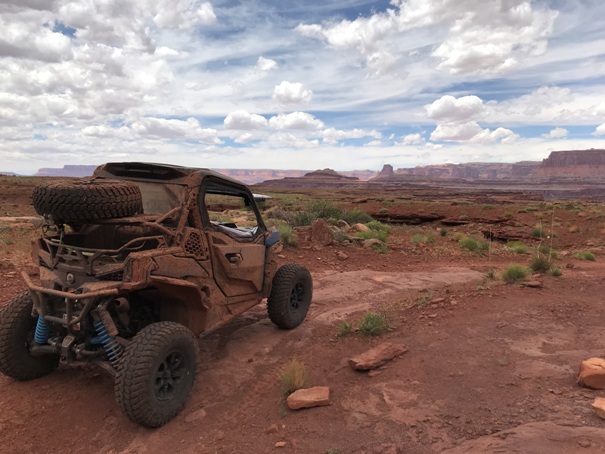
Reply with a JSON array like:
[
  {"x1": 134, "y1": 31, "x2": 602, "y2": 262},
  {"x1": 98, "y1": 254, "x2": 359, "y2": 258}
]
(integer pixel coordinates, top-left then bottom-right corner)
[
  {"x1": 290, "y1": 282, "x2": 305, "y2": 311},
  {"x1": 155, "y1": 351, "x2": 185, "y2": 401}
]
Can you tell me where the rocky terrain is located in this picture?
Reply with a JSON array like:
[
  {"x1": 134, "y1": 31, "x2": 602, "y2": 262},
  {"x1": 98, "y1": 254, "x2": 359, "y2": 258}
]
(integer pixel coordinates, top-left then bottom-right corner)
[{"x1": 3, "y1": 176, "x2": 605, "y2": 452}]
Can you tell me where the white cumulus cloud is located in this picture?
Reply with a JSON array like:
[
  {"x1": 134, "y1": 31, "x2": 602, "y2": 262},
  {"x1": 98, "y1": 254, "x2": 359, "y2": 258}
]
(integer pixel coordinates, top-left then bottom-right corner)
[
  {"x1": 401, "y1": 133, "x2": 425, "y2": 145},
  {"x1": 272, "y1": 81, "x2": 313, "y2": 105},
  {"x1": 426, "y1": 95, "x2": 486, "y2": 123},
  {"x1": 224, "y1": 110, "x2": 268, "y2": 130},
  {"x1": 132, "y1": 117, "x2": 220, "y2": 143},
  {"x1": 256, "y1": 56, "x2": 278, "y2": 72},
  {"x1": 542, "y1": 127, "x2": 568, "y2": 139},
  {"x1": 269, "y1": 112, "x2": 324, "y2": 130}
]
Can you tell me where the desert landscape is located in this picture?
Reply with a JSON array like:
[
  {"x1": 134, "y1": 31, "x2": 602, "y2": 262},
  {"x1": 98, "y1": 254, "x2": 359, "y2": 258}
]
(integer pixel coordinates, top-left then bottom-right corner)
[{"x1": 2, "y1": 153, "x2": 605, "y2": 453}]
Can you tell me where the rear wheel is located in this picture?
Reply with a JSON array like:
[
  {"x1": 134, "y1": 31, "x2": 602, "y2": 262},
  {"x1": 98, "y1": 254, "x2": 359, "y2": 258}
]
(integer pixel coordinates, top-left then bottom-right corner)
[
  {"x1": 267, "y1": 264, "x2": 313, "y2": 329},
  {"x1": 0, "y1": 292, "x2": 59, "y2": 380},
  {"x1": 114, "y1": 322, "x2": 199, "y2": 428}
]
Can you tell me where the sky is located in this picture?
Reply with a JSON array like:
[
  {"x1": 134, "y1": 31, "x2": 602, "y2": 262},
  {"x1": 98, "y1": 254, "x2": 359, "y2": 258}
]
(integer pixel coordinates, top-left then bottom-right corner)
[{"x1": 1, "y1": 0, "x2": 605, "y2": 174}]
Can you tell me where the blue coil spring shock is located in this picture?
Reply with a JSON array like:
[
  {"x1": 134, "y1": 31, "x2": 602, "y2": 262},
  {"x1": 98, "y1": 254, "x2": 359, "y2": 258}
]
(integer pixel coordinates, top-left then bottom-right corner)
[
  {"x1": 34, "y1": 316, "x2": 51, "y2": 345},
  {"x1": 94, "y1": 320, "x2": 123, "y2": 365}
]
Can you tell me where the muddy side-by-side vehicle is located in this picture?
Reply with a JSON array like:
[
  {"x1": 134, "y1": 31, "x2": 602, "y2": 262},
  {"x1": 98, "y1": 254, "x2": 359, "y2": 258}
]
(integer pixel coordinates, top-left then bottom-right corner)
[{"x1": 0, "y1": 162, "x2": 313, "y2": 427}]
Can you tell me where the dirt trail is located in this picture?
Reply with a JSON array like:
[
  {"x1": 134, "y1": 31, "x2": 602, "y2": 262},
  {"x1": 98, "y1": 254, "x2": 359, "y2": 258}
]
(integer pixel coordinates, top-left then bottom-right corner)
[{"x1": 3, "y1": 262, "x2": 605, "y2": 453}]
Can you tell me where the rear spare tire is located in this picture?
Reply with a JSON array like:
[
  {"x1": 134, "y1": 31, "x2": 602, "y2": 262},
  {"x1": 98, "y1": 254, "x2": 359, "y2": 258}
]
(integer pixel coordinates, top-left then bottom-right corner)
[
  {"x1": 114, "y1": 322, "x2": 199, "y2": 428},
  {"x1": 0, "y1": 291, "x2": 59, "y2": 380},
  {"x1": 267, "y1": 264, "x2": 313, "y2": 329},
  {"x1": 32, "y1": 179, "x2": 143, "y2": 222}
]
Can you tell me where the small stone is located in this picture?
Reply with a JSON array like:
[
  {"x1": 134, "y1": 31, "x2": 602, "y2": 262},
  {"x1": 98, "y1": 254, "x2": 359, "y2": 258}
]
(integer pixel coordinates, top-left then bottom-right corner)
[
  {"x1": 578, "y1": 358, "x2": 605, "y2": 389},
  {"x1": 278, "y1": 254, "x2": 286, "y2": 259},
  {"x1": 523, "y1": 280, "x2": 542, "y2": 288},
  {"x1": 428, "y1": 313, "x2": 438, "y2": 318},
  {"x1": 336, "y1": 220, "x2": 350, "y2": 231},
  {"x1": 566, "y1": 262, "x2": 575, "y2": 269},
  {"x1": 431, "y1": 297, "x2": 446, "y2": 304},
  {"x1": 578, "y1": 440, "x2": 592, "y2": 448},
  {"x1": 185, "y1": 408, "x2": 207, "y2": 423},
  {"x1": 593, "y1": 397, "x2": 605, "y2": 419},
  {"x1": 275, "y1": 441, "x2": 287, "y2": 448},
  {"x1": 450, "y1": 299, "x2": 458, "y2": 306},
  {"x1": 352, "y1": 198, "x2": 368, "y2": 204},
  {"x1": 265, "y1": 424, "x2": 279, "y2": 434},
  {"x1": 336, "y1": 251, "x2": 349, "y2": 260},
  {"x1": 287, "y1": 387, "x2": 331, "y2": 410},
  {"x1": 362, "y1": 238, "x2": 384, "y2": 249},
  {"x1": 349, "y1": 342, "x2": 409, "y2": 371},
  {"x1": 351, "y1": 223, "x2": 371, "y2": 233}
]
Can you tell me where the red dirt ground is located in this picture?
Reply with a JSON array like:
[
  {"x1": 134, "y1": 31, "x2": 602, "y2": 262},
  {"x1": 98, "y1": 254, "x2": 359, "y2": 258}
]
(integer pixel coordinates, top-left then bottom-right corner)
[{"x1": 2, "y1": 180, "x2": 605, "y2": 453}]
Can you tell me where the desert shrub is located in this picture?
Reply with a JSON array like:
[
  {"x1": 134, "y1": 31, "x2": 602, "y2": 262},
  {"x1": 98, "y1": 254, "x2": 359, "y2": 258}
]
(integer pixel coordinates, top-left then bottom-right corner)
[
  {"x1": 279, "y1": 359, "x2": 309, "y2": 397},
  {"x1": 486, "y1": 270, "x2": 496, "y2": 279},
  {"x1": 504, "y1": 211, "x2": 513, "y2": 218},
  {"x1": 411, "y1": 234, "x2": 425, "y2": 244},
  {"x1": 333, "y1": 230, "x2": 348, "y2": 243},
  {"x1": 459, "y1": 236, "x2": 489, "y2": 252},
  {"x1": 451, "y1": 232, "x2": 465, "y2": 241},
  {"x1": 502, "y1": 264, "x2": 529, "y2": 283},
  {"x1": 459, "y1": 214, "x2": 469, "y2": 220},
  {"x1": 549, "y1": 267, "x2": 562, "y2": 277},
  {"x1": 358, "y1": 312, "x2": 390, "y2": 336},
  {"x1": 341, "y1": 209, "x2": 373, "y2": 225},
  {"x1": 379, "y1": 207, "x2": 388, "y2": 214},
  {"x1": 336, "y1": 321, "x2": 354, "y2": 337},
  {"x1": 531, "y1": 227, "x2": 545, "y2": 238},
  {"x1": 277, "y1": 224, "x2": 298, "y2": 247},
  {"x1": 373, "y1": 242, "x2": 389, "y2": 254},
  {"x1": 529, "y1": 255, "x2": 551, "y2": 273},
  {"x1": 355, "y1": 230, "x2": 388, "y2": 243},
  {"x1": 538, "y1": 243, "x2": 557, "y2": 259},
  {"x1": 367, "y1": 220, "x2": 391, "y2": 234},
  {"x1": 483, "y1": 204, "x2": 494, "y2": 210},
  {"x1": 440, "y1": 228, "x2": 448, "y2": 237},
  {"x1": 574, "y1": 251, "x2": 595, "y2": 261},
  {"x1": 506, "y1": 241, "x2": 528, "y2": 254}
]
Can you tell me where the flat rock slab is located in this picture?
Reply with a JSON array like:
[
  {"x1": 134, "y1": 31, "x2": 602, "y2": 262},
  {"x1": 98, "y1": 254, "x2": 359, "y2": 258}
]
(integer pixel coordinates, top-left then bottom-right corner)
[
  {"x1": 349, "y1": 342, "x2": 408, "y2": 371},
  {"x1": 593, "y1": 397, "x2": 605, "y2": 419},
  {"x1": 287, "y1": 386, "x2": 331, "y2": 410},
  {"x1": 578, "y1": 357, "x2": 605, "y2": 389},
  {"x1": 441, "y1": 421, "x2": 605, "y2": 453}
]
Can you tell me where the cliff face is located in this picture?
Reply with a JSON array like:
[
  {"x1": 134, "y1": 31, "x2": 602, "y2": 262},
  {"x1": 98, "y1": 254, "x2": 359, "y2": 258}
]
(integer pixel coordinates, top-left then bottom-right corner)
[{"x1": 535, "y1": 149, "x2": 605, "y2": 178}]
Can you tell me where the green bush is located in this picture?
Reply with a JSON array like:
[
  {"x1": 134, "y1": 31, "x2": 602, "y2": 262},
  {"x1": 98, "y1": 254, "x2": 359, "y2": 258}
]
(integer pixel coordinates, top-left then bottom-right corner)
[
  {"x1": 367, "y1": 220, "x2": 391, "y2": 234},
  {"x1": 529, "y1": 255, "x2": 551, "y2": 273},
  {"x1": 502, "y1": 264, "x2": 529, "y2": 283},
  {"x1": 358, "y1": 312, "x2": 390, "y2": 336},
  {"x1": 459, "y1": 236, "x2": 489, "y2": 252},
  {"x1": 549, "y1": 267, "x2": 562, "y2": 277},
  {"x1": 531, "y1": 227, "x2": 545, "y2": 238},
  {"x1": 341, "y1": 209, "x2": 373, "y2": 225},
  {"x1": 538, "y1": 243, "x2": 557, "y2": 259},
  {"x1": 574, "y1": 251, "x2": 595, "y2": 261},
  {"x1": 372, "y1": 242, "x2": 389, "y2": 254},
  {"x1": 506, "y1": 241, "x2": 528, "y2": 254},
  {"x1": 279, "y1": 359, "x2": 309, "y2": 397},
  {"x1": 355, "y1": 230, "x2": 388, "y2": 243},
  {"x1": 440, "y1": 228, "x2": 448, "y2": 237},
  {"x1": 336, "y1": 321, "x2": 354, "y2": 337},
  {"x1": 333, "y1": 230, "x2": 348, "y2": 243}
]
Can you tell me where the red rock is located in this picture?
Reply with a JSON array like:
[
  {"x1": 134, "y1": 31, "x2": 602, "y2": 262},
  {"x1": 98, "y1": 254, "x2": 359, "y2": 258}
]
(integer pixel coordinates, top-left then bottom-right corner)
[
  {"x1": 578, "y1": 358, "x2": 605, "y2": 389},
  {"x1": 349, "y1": 342, "x2": 409, "y2": 371},
  {"x1": 275, "y1": 441, "x2": 287, "y2": 448},
  {"x1": 523, "y1": 280, "x2": 542, "y2": 288},
  {"x1": 593, "y1": 398, "x2": 605, "y2": 419},
  {"x1": 311, "y1": 219, "x2": 333, "y2": 246},
  {"x1": 286, "y1": 387, "x2": 331, "y2": 410}
]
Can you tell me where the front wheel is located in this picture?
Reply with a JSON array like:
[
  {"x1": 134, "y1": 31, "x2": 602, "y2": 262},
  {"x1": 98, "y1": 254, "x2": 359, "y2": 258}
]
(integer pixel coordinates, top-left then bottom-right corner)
[
  {"x1": 114, "y1": 322, "x2": 199, "y2": 428},
  {"x1": 0, "y1": 291, "x2": 59, "y2": 380},
  {"x1": 267, "y1": 264, "x2": 313, "y2": 329}
]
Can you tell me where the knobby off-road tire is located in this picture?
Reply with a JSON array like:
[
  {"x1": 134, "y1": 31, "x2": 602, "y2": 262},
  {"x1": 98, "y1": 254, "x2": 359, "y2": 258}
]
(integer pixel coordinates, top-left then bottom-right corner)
[
  {"x1": 32, "y1": 179, "x2": 143, "y2": 223},
  {"x1": 267, "y1": 264, "x2": 313, "y2": 329},
  {"x1": 0, "y1": 291, "x2": 59, "y2": 381},
  {"x1": 114, "y1": 322, "x2": 199, "y2": 428}
]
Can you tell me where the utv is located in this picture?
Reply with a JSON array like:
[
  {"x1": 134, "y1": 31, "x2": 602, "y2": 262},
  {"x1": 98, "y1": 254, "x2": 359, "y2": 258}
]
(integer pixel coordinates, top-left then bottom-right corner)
[{"x1": 0, "y1": 162, "x2": 313, "y2": 427}]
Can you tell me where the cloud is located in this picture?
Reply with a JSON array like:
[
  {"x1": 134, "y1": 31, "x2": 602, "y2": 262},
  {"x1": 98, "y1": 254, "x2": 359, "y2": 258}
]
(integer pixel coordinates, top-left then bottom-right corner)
[
  {"x1": 321, "y1": 127, "x2": 381, "y2": 144},
  {"x1": 296, "y1": 0, "x2": 558, "y2": 76},
  {"x1": 265, "y1": 132, "x2": 319, "y2": 149},
  {"x1": 272, "y1": 81, "x2": 313, "y2": 105},
  {"x1": 595, "y1": 123, "x2": 605, "y2": 136},
  {"x1": 269, "y1": 112, "x2": 324, "y2": 130},
  {"x1": 131, "y1": 117, "x2": 220, "y2": 143},
  {"x1": 542, "y1": 127, "x2": 568, "y2": 139},
  {"x1": 256, "y1": 56, "x2": 278, "y2": 72},
  {"x1": 426, "y1": 95, "x2": 486, "y2": 123},
  {"x1": 401, "y1": 133, "x2": 425, "y2": 145},
  {"x1": 152, "y1": 1, "x2": 216, "y2": 29},
  {"x1": 224, "y1": 110, "x2": 268, "y2": 130}
]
